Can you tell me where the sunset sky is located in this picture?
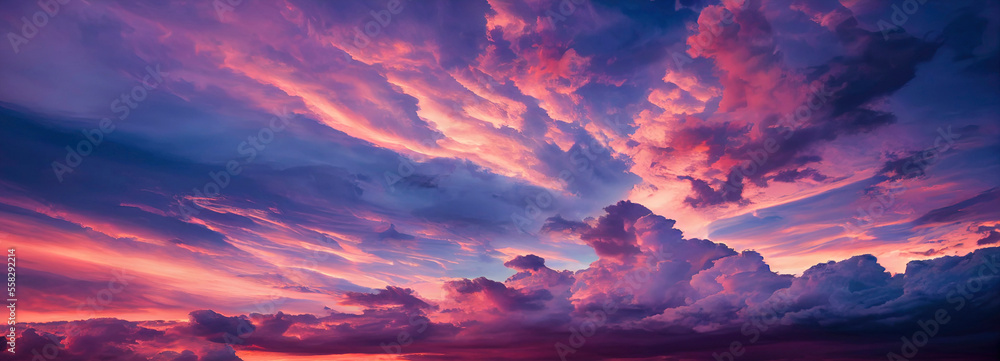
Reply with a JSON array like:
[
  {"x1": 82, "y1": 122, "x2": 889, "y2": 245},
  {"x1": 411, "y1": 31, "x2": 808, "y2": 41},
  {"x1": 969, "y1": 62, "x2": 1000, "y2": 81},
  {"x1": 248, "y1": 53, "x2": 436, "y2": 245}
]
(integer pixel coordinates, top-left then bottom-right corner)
[{"x1": 1, "y1": 0, "x2": 998, "y2": 360}]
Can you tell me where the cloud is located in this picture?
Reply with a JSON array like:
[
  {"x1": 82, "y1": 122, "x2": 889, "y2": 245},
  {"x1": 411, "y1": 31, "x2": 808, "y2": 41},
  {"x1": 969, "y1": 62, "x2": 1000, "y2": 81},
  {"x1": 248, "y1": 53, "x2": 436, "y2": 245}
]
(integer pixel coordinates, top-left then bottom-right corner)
[
  {"x1": 503, "y1": 254, "x2": 546, "y2": 271},
  {"x1": 977, "y1": 230, "x2": 1000, "y2": 246},
  {"x1": 340, "y1": 286, "x2": 433, "y2": 310},
  {"x1": 578, "y1": 200, "x2": 652, "y2": 260},
  {"x1": 913, "y1": 187, "x2": 1000, "y2": 225},
  {"x1": 444, "y1": 277, "x2": 553, "y2": 312}
]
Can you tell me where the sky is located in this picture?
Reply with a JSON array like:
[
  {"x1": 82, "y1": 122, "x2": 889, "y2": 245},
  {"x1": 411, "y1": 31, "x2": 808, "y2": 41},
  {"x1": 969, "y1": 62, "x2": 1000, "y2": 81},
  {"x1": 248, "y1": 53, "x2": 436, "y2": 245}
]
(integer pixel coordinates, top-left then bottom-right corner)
[{"x1": 0, "y1": 0, "x2": 998, "y2": 360}]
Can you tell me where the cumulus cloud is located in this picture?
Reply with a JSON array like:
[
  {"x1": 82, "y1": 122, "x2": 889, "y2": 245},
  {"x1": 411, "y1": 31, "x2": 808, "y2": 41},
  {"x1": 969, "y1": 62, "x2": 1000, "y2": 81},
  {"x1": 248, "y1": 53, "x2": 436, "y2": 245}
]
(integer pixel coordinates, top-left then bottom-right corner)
[{"x1": 504, "y1": 254, "x2": 546, "y2": 271}]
